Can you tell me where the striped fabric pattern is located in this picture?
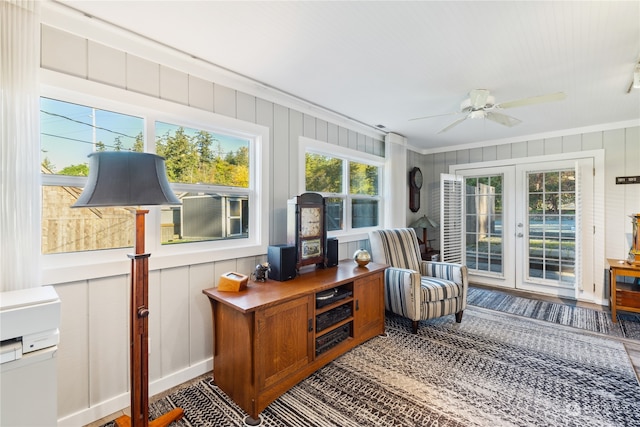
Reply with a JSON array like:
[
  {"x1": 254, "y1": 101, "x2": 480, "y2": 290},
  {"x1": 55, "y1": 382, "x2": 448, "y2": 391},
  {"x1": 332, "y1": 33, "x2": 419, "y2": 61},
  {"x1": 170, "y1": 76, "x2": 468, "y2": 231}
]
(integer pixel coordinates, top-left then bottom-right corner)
[
  {"x1": 371, "y1": 228, "x2": 422, "y2": 271},
  {"x1": 384, "y1": 268, "x2": 420, "y2": 319},
  {"x1": 420, "y1": 296, "x2": 465, "y2": 320},
  {"x1": 369, "y1": 228, "x2": 469, "y2": 325}
]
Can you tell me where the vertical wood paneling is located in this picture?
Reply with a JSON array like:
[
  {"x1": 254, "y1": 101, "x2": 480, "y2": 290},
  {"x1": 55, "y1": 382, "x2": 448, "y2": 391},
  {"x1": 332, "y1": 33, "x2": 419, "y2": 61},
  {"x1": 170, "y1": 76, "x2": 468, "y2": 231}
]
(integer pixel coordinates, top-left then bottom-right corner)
[
  {"x1": 41, "y1": 26, "x2": 87, "y2": 78},
  {"x1": 213, "y1": 84, "x2": 236, "y2": 117},
  {"x1": 624, "y1": 127, "x2": 640, "y2": 227},
  {"x1": 511, "y1": 141, "x2": 527, "y2": 158},
  {"x1": 496, "y1": 144, "x2": 511, "y2": 160},
  {"x1": 582, "y1": 131, "x2": 603, "y2": 150},
  {"x1": 357, "y1": 133, "x2": 367, "y2": 153},
  {"x1": 527, "y1": 139, "x2": 544, "y2": 156},
  {"x1": 159, "y1": 267, "x2": 190, "y2": 376},
  {"x1": 88, "y1": 276, "x2": 128, "y2": 405},
  {"x1": 289, "y1": 109, "x2": 304, "y2": 196},
  {"x1": 236, "y1": 92, "x2": 256, "y2": 123},
  {"x1": 316, "y1": 119, "x2": 328, "y2": 142},
  {"x1": 469, "y1": 148, "x2": 482, "y2": 163},
  {"x1": 373, "y1": 138, "x2": 384, "y2": 157},
  {"x1": 160, "y1": 66, "x2": 189, "y2": 105},
  {"x1": 126, "y1": 55, "x2": 160, "y2": 97},
  {"x1": 338, "y1": 127, "x2": 349, "y2": 147},
  {"x1": 603, "y1": 129, "x2": 626, "y2": 258},
  {"x1": 348, "y1": 129, "x2": 358, "y2": 150},
  {"x1": 303, "y1": 114, "x2": 316, "y2": 139},
  {"x1": 562, "y1": 134, "x2": 581, "y2": 153},
  {"x1": 454, "y1": 149, "x2": 470, "y2": 165},
  {"x1": 272, "y1": 104, "x2": 290, "y2": 244},
  {"x1": 88, "y1": 41, "x2": 126, "y2": 88},
  {"x1": 327, "y1": 122, "x2": 339, "y2": 145},
  {"x1": 188, "y1": 75, "x2": 214, "y2": 112},
  {"x1": 543, "y1": 136, "x2": 562, "y2": 155},
  {"x1": 189, "y1": 262, "x2": 215, "y2": 363},
  {"x1": 54, "y1": 281, "x2": 90, "y2": 417},
  {"x1": 482, "y1": 145, "x2": 497, "y2": 162}
]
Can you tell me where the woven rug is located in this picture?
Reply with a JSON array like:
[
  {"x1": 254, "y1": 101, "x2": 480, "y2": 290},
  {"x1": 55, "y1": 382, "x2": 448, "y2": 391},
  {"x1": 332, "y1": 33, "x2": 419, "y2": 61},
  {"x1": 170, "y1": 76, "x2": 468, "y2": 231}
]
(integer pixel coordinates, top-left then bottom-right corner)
[
  {"x1": 104, "y1": 307, "x2": 640, "y2": 427},
  {"x1": 467, "y1": 286, "x2": 640, "y2": 341}
]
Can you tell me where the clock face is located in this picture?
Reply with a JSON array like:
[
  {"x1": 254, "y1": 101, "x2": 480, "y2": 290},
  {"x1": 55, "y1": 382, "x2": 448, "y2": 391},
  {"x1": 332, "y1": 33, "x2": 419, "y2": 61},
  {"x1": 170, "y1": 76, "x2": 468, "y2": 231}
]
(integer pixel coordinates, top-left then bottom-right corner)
[
  {"x1": 300, "y1": 207, "x2": 322, "y2": 237},
  {"x1": 411, "y1": 167, "x2": 423, "y2": 189}
]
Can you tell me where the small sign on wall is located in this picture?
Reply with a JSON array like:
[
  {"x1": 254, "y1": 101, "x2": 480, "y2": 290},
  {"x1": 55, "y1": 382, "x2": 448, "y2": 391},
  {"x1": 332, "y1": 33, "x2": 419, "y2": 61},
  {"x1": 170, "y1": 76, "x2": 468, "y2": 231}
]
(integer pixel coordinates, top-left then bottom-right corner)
[{"x1": 616, "y1": 176, "x2": 640, "y2": 185}]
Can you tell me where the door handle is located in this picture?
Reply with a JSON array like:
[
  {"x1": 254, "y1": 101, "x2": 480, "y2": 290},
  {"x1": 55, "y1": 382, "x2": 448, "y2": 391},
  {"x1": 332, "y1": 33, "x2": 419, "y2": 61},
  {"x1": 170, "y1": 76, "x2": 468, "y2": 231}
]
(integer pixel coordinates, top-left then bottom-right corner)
[{"x1": 308, "y1": 319, "x2": 313, "y2": 332}]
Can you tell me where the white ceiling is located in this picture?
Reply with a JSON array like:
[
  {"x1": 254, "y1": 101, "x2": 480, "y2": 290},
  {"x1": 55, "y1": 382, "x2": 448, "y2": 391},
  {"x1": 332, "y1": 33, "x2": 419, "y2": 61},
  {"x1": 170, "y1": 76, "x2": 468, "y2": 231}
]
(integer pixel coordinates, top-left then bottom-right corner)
[{"x1": 58, "y1": 1, "x2": 640, "y2": 151}]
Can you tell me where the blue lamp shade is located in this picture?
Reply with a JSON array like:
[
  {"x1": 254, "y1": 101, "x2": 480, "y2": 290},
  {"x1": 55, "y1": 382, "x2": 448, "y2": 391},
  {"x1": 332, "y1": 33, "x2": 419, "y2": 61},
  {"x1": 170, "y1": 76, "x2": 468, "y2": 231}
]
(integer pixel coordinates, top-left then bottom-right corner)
[{"x1": 72, "y1": 151, "x2": 181, "y2": 208}]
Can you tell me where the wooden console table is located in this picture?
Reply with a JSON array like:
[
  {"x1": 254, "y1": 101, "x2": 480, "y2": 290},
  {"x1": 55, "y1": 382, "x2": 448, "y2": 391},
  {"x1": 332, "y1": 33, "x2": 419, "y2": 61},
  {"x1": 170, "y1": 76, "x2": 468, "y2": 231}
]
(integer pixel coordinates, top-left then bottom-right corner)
[
  {"x1": 202, "y1": 261, "x2": 386, "y2": 424},
  {"x1": 608, "y1": 258, "x2": 640, "y2": 322}
]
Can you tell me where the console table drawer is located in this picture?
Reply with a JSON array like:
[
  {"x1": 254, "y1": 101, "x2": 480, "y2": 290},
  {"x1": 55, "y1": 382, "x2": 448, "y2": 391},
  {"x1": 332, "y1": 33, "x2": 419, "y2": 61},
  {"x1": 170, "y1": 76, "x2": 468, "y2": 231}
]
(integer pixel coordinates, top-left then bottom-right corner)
[{"x1": 615, "y1": 288, "x2": 640, "y2": 308}]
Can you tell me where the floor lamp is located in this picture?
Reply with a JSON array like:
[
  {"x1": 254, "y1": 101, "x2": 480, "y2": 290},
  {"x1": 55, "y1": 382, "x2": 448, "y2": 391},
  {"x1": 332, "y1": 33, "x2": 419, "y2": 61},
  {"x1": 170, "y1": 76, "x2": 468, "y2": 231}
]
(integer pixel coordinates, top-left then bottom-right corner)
[{"x1": 73, "y1": 152, "x2": 184, "y2": 427}]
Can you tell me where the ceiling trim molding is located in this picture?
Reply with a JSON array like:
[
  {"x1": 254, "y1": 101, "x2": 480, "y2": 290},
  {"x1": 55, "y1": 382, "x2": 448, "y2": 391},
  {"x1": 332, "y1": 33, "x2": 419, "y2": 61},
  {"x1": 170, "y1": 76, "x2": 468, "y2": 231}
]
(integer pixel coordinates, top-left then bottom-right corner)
[{"x1": 412, "y1": 119, "x2": 640, "y2": 155}]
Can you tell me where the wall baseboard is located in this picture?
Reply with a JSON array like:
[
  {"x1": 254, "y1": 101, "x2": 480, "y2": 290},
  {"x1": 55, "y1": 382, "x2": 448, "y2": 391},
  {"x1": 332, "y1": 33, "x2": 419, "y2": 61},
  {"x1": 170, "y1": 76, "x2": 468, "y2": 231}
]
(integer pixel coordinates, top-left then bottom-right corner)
[{"x1": 57, "y1": 358, "x2": 213, "y2": 426}]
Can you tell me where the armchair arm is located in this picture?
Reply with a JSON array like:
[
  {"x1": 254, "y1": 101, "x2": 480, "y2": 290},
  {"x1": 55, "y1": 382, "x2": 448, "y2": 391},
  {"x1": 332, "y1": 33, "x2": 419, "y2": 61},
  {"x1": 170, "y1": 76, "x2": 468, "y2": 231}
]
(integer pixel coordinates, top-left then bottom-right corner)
[
  {"x1": 419, "y1": 261, "x2": 467, "y2": 286},
  {"x1": 384, "y1": 267, "x2": 421, "y2": 321},
  {"x1": 419, "y1": 261, "x2": 469, "y2": 308}
]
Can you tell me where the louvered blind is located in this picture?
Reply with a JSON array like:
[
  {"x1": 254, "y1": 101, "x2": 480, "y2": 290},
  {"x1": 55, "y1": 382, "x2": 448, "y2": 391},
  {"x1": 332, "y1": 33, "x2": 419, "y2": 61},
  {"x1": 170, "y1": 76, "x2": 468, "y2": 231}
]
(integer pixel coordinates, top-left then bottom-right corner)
[
  {"x1": 574, "y1": 161, "x2": 583, "y2": 292},
  {"x1": 440, "y1": 174, "x2": 463, "y2": 264}
]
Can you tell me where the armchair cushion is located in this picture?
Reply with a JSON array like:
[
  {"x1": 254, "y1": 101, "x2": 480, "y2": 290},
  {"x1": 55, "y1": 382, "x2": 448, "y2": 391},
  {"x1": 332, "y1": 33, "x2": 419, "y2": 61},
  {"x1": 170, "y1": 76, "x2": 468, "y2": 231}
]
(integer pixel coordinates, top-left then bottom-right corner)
[{"x1": 369, "y1": 228, "x2": 468, "y2": 332}]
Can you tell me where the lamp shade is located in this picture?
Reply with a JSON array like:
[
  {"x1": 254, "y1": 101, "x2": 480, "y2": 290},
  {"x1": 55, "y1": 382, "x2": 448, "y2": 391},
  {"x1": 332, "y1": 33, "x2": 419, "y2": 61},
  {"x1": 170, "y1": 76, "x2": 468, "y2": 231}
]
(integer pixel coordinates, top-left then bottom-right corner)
[
  {"x1": 409, "y1": 215, "x2": 439, "y2": 229},
  {"x1": 72, "y1": 151, "x2": 181, "y2": 208}
]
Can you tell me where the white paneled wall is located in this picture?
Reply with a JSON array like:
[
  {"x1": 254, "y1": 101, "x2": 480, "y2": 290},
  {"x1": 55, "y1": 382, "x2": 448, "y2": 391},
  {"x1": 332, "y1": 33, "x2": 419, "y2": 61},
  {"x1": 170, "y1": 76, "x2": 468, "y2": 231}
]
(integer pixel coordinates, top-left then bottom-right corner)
[{"x1": 40, "y1": 19, "x2": 380, "y2": 426}]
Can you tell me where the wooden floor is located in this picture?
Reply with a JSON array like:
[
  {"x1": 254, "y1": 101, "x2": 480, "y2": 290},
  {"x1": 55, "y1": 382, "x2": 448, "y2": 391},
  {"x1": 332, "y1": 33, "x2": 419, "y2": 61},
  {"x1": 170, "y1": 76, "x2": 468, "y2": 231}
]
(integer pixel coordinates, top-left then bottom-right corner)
[{"x1": 84, "y1": 285, "x2": 640, "y2": 427}]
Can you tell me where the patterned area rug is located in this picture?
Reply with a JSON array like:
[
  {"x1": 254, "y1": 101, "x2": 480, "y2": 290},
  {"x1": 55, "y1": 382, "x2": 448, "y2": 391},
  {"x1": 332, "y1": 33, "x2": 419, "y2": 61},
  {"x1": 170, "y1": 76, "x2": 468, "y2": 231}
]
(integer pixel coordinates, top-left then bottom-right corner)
[
  {"x1": 467, "y1": 286, "x2": 640, "y2": 341},
  {"x1": 104, "y1": 307, "x2": 640, "y2": 427}
]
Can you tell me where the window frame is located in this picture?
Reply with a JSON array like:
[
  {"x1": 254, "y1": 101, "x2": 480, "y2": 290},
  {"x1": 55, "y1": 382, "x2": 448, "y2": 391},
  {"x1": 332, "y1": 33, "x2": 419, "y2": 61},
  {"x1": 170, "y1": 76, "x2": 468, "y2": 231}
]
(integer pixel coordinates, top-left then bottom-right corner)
[
  {"x1": 40, "y1": 73, "x2": 270, "y2": 285},
  {"x1": 299, "y1": 136, "x2": 384, "y2": 242}
]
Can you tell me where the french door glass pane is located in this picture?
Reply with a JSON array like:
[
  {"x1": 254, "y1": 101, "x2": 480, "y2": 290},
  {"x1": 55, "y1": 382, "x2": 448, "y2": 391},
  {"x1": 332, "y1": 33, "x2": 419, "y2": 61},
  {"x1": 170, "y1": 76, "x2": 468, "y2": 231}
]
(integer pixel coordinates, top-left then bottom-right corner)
[
  {"x1": 465, "y1": 175, "x2": 503, "y2": 275},
  {"x1": 527, "y1": 169, "x2": 576, "y2": 284}
]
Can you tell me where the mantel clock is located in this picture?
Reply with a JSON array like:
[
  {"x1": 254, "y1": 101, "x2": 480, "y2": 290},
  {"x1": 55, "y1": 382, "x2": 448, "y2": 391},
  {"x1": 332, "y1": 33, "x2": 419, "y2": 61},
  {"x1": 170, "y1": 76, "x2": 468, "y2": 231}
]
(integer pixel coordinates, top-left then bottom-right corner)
[{"x1": 288, "y1": 193, "x2": 327, "y2": 270}]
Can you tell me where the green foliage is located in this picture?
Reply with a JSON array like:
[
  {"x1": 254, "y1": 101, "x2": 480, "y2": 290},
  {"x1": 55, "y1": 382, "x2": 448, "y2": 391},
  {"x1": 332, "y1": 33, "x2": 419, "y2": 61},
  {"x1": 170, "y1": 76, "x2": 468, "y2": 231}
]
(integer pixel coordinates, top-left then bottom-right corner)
[
  {"x1": 305, "y1": 153, "x2": 342, "y2": 193},
  {"x1": 156, "y1": 127, "x2": 249, "y2": 187},
  {"x1": 59, "y1": 163, "x2": 89, "y2": 176},
  {"x1": 350, "y1": 162, "x2": 378, "y2": 195}
]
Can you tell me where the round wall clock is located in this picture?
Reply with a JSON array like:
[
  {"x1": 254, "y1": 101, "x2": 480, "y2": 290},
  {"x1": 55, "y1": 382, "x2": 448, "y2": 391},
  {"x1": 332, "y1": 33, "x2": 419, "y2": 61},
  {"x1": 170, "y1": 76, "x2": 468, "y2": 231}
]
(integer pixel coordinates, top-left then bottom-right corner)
[{"x1": 409, "y1": 167, "x2": 422, "y2": 212}]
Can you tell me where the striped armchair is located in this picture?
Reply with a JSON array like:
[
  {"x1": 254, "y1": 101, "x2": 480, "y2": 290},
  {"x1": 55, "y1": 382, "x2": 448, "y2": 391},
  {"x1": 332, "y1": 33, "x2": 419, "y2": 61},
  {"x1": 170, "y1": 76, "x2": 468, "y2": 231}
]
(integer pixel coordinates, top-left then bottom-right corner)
[{"x1": 368, "y1": 228, "x2": 468, "y2": 333}]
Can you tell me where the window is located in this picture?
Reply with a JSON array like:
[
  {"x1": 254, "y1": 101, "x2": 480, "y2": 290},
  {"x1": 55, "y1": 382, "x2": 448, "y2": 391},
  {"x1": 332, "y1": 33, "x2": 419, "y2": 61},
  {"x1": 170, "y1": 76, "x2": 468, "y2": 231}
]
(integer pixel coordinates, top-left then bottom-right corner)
[
  {"x1": 301, "y1": 138, "x2": 383, "y2": 237},
  {"x1": 40, "y1": 94, "x2": 268, "y2": 262},
  {"x1": 154, "y1": 121, "x2": 250, "y2": 245},
  {"x1": 40, "y1": 97, "x2": 143, "y2": 254}
]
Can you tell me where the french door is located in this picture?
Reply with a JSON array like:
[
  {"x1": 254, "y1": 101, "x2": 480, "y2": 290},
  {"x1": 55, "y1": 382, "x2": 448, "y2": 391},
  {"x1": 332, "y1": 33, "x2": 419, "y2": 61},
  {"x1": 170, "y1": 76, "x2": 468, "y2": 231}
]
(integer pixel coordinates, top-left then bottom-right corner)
[{"x1": 443, "y1": 158, "x2": 594, "y2": 299}]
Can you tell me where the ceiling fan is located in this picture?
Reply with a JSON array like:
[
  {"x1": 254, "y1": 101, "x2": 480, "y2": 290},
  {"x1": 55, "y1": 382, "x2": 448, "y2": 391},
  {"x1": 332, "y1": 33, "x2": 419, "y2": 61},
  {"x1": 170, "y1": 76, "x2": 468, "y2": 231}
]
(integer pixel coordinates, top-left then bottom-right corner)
[{"x1": 410, "y1": 89, "x2": 566, "y2": 134}]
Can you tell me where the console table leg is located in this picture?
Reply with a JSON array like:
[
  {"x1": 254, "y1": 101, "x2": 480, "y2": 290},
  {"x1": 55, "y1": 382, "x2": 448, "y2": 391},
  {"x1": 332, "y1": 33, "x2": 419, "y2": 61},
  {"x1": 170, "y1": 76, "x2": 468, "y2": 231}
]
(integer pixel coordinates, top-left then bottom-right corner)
[{"x1": 243, "y1": 415, "x2": 262, "y2": 426}]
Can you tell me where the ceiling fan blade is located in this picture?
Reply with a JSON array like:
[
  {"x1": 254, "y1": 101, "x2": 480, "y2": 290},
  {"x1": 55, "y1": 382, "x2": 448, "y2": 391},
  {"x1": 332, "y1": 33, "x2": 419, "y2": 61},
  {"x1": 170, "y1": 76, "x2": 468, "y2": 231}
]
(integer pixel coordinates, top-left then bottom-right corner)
[
  {"x1": 469, "y1": 89, "x2": 490, "y2": 109},
  {"x1": 485, "y1": 111, "x2": 522, "y2": 127},
  {"x1": 437, "y1": 116, "x2": 468, "y2": 134},
  {"x1": 496, "y1": 92, "x2": 566, "y2": 109},
  {"x1": 409, "y1": 111, "x2": 459, "y2": 121}
]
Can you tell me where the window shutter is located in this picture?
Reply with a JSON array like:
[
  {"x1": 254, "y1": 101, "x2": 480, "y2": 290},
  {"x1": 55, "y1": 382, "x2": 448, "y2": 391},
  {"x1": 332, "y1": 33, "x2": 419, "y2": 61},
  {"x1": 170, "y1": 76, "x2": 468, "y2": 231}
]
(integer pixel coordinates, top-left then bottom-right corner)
[
  {"x1": 574, "y1": 161, "x2": 583, "y2": 292},
  {"x1": 440, "y1": 173, "x2": 464, "y2": 264}
]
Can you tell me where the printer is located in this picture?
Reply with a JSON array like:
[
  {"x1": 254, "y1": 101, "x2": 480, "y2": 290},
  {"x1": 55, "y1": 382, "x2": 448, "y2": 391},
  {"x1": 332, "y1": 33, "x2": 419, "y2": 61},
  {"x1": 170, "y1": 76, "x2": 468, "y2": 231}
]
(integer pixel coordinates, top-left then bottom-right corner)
[
  {"x1": 0, "y1": 285, "x2": 60, "y2": 362},
  {"x1": 1, "y1": 286, "x2": 61, "y2": 427}
]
